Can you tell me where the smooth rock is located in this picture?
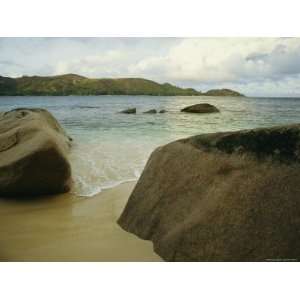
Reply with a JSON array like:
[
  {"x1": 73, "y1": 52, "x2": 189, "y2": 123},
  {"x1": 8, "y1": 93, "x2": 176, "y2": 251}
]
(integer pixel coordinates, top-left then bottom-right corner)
[
  {"x1": 118, "y1": 124, "x2": 300, "y2": 261},
  {"x1": 143, "y1": 109, "x2": 157, "y2": 114},
  {"x1": 0, "y1": 108, "x2": 72, "y2": 197},
  {"x1": 181, "y1": 103, "x2": 219, "y2": 113},
  {"x1": 119, "y1": 108, "x2": 136, "y2": 114}
]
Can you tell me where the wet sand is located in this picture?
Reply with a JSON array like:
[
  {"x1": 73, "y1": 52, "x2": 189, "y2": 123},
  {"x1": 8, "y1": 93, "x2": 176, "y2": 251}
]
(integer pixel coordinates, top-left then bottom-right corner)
[{"x1": 0, "y1": 182, "x2": 161, "y2": 262}]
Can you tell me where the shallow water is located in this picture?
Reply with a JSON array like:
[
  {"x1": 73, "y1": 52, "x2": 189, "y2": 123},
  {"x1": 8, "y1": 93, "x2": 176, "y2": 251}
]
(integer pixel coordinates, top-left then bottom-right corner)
[{"x1": 1, "y1": 95, "x2": 300, "y2": 196}]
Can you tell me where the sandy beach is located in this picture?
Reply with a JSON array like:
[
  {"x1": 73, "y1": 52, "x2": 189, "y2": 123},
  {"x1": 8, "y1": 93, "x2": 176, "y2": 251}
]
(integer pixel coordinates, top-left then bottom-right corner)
[{"x1": 0, "y1": 182, "x2": 161, "y2": 262}]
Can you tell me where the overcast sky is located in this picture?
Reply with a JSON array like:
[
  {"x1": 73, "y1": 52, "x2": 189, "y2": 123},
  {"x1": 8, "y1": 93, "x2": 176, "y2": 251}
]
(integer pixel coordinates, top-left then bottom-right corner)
[{"x1": 1, "y1": 37, "x2": 300, "y2": 96}]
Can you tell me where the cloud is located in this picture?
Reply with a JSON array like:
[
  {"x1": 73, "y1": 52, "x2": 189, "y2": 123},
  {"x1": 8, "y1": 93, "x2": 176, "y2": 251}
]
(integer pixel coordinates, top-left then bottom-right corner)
[
  {"x1": 0, "y1": 59, "x2": 25, "y2": 77},
  {"x1": 129, "y1": 38, "x2": 300, "y2": 84},
  {"x1": 1, "y1": 37, "x2": 300, "y2": 96},
  {"x1": 55, "y1": 50, "x2": 129, "y2": 77}
]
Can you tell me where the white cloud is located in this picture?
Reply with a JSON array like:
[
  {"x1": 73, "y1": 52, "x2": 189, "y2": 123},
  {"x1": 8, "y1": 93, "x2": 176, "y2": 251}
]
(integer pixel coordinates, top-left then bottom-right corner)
[
  {"x1": 129, "y1": 38, "x2": 300, "y2": 84},
  {"x1": 55, "y1": 50, "x2": 128, "y2": 77},
  {"x1": 1, "y1": 37, "x2": 300, "y2": 96}
]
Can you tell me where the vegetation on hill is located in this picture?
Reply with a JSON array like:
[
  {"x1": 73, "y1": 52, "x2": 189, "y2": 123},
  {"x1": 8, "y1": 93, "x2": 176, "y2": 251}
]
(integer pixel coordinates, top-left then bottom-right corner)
[
  {"x1": 204, "y1": 88, "x2": 244, "y2": 96},
  {"x1": 0, "y1": 74, "x2": 244, "y2": 96},
  {"x1": 0, "y1": 76, "x2": 17, "y2": 95}
]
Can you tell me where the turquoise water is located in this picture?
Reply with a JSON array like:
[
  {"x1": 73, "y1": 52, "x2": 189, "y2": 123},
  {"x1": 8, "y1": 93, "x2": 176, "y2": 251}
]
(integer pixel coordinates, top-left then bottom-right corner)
[{"x1": 1, "y1": 95, "x2": 300, "y2": 196}]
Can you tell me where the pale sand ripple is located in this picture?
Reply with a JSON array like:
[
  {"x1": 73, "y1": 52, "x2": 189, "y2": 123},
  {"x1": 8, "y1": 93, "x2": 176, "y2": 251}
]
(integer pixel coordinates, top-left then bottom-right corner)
[{"x1": 0, "y1": 182, "x2": 161, "y2": 262}]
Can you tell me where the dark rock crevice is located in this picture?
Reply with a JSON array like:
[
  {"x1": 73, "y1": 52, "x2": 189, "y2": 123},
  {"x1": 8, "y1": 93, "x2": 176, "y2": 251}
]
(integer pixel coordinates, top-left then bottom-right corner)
[{"x1": 188, "y1": 124, "x2": 300, "y2": 163}]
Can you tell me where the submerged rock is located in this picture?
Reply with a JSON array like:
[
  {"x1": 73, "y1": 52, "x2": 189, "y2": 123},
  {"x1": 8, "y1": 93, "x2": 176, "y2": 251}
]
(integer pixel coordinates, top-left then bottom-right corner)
[
  {"x1": 143, "y1": 109, "x2": 157, "y2": 114},
  {"x1": 119, "y1": 108, "x2": 136, "y2": 114},
  {"x1": 159, "y1": 109, "x2": 167, "y2": 113},
  {"x1": 181, "y1": 103, "x2": 219, "y2": 113},
  {"x1": 118, "y1": 124, "x2": 300, "y2": 261},
  {"x1": 0, "y1": 108, "x2": 72, "y2": 197}
]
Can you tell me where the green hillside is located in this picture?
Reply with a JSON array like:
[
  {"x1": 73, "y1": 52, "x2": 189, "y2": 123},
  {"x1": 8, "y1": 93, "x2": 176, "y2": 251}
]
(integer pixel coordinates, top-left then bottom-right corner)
[
  {"x1": 0, "y1": 74, "x2": 244, "y2": 96},
  {"x1": 0, "y1": 76, "x2": 17, "y2": 95},
  {"x1": 204, "y1": 88, "x2": 244, "y2": 97}
]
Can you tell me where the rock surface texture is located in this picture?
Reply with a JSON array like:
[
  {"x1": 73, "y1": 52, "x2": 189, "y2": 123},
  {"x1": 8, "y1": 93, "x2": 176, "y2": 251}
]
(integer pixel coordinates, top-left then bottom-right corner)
[
  {"x1": 181, "y1": 103, "x2": 219, "y2": 113},
  {"x1": 0, "y1": 108, "x2": 72, "y2": 196},
  {"x1": 118, "y1": 124, "x2": 300, "y2": 261}
]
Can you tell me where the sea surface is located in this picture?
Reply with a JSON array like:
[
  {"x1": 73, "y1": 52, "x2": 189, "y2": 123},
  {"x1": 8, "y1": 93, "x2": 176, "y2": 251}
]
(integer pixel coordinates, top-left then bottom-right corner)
[{"x1": 1, "y1": 95, "x2": 300, "y2": 196}]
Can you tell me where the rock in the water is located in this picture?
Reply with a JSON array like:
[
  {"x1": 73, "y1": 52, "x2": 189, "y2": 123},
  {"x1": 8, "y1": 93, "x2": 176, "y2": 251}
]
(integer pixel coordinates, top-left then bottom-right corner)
[
  {"x1": 181, "y1": 103, "x2": 219, "y2": 113},
  {"x1": 159, "y1": 109, "x2": 167, "y2": 113},
  {"x1": 118, "y1": 124, "x2": 300, "y2": 261},
  {"x1": 0, "y1": 108, "x2": 72, "y2": 197},
  {"x1": 143, "y1": 109, "x2": 157, "y2": 114},
  {"x1": 119, "y1": 108, "x2": 136, "y2": 114}
]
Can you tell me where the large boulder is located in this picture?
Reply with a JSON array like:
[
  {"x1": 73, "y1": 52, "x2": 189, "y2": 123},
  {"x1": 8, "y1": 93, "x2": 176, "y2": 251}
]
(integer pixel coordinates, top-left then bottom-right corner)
[
  {"x1": 181, "y1": 103, "x2": 219, "y2": 113},
  {"x1": 0, "y1": 108, "x2": 72, "y2": 196},
  {"x1": 118, "y1": 124, "x2": 300, "y2": 261}
]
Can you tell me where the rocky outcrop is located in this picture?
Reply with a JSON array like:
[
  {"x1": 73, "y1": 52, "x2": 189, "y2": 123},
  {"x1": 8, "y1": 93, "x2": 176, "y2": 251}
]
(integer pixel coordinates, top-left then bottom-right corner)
[
  {"x1": 118, "y1": 124, "x2": 300, "y2": 261},
  {"x1": 119, "y1": 108, "x2": 136, "y2": 114},
  {"x1": 204, "y1": 88, "x2": 244, "y2": 97},
  {"x1": 143, "y1": 109, "x2": 157, "y2": 114},
  {"x1": 181, "y1": 103, "x2": 219, "y2": 113},
  {"x1": 159, "y1": 110, "x2": 167, "y2": 113},
  {"x1": 0, "y1": 108, "x2": 72, "y2": 196}
]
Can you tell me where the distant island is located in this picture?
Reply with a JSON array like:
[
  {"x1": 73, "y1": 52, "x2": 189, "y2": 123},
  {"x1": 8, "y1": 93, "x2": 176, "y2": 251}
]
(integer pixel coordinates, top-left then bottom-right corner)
[{"x1": 0, "y1": 74, "x2": 244, "y2": 96}]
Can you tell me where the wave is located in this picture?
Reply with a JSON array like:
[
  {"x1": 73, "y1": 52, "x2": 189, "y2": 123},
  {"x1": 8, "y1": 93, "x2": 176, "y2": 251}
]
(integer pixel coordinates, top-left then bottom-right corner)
[
  {"x1": 71, "y1": 177, "x2": 139, "y2": 197},
  {"x1": 69, "y1": 140, "x2": 147, "y2": 197}
]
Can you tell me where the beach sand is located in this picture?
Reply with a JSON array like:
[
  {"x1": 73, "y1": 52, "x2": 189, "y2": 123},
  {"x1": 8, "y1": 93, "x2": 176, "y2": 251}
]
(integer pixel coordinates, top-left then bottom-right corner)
[{"x1": 0, "y1": 182, "x2": 161, "y2": 262}]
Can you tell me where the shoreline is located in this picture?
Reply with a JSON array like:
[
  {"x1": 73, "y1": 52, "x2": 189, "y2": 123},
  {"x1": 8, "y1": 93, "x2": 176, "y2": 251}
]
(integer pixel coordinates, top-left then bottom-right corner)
[
  {"x1": 72, "y1": 178, "x2": 140, "y2": 198},
  {"x1": 0, "y1": 182, "x2": 161, "y2": 262}
]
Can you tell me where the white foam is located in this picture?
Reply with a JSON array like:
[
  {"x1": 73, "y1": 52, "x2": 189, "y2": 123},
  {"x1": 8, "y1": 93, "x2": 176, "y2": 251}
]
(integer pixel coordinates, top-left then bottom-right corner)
[
  {"x1": 134, "y1": 169, "x2": 141, "y2": 177},
  {"x1": 69, "y1": 139, "x2": 154, "y2": 197},
  {"x1": 72, "y1": 177, "x2": 139, "y2": 197}
]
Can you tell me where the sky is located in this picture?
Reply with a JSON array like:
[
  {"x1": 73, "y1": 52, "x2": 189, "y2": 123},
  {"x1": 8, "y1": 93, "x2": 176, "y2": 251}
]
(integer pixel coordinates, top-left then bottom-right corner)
[{"x1": 1, "y1": 37, "x2": 300, "y2": 96}]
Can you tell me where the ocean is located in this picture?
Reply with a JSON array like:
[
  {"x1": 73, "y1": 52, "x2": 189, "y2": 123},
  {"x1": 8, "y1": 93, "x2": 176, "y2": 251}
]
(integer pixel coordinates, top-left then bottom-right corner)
[{"x1": 1, "y1": 95, "x2": 300, "y2": 196}]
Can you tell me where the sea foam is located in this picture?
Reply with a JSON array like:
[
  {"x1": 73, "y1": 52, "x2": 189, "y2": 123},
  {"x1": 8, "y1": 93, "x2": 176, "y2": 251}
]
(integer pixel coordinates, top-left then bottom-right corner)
[{"x1": 69, "y1": 140, "x2": 150, "y2": 197}]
